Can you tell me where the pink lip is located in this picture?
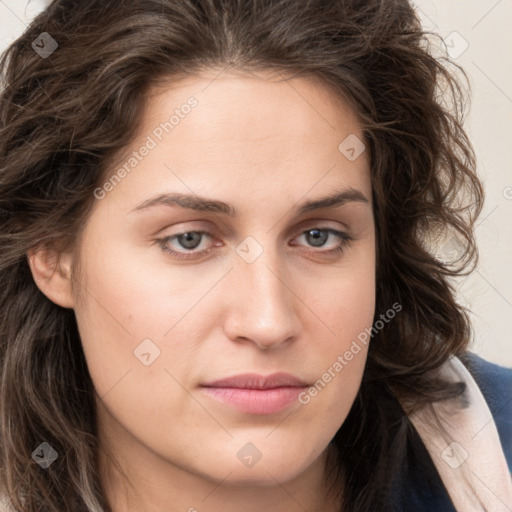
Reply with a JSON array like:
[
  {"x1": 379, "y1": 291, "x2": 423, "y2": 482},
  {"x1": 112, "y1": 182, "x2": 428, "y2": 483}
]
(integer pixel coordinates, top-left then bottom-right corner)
[{"x1": 200, "y1": 372, "x2": 308, "y2": 415}]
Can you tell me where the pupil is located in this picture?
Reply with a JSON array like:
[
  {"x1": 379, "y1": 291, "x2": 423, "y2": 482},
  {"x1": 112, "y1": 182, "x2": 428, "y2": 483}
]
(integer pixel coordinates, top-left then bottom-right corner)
[
  {"x1": 307, "y1": 229, "x2": 327, "y2": 247},
  {"x1": 179, "y1": 232, "x2": 201, "y2": 249}
]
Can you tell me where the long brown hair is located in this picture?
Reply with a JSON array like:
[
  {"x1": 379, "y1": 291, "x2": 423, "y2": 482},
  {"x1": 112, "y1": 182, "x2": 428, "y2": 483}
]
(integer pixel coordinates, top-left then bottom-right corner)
[{"x1": 0, "y1": 0, "x2": 483, "y2": 510}]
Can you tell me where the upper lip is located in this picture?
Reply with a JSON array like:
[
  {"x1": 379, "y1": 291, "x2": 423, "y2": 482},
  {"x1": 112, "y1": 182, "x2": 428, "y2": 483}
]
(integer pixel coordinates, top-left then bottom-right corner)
[{"x1": 201, "y1": 372, "x2": 308, "y2": 389}]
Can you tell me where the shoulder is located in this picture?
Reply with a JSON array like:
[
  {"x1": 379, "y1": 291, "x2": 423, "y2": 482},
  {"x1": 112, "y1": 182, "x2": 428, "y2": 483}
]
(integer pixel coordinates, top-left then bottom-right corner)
[{"x1": 459, "y1": 351, "x2": 512, "y2": 472}]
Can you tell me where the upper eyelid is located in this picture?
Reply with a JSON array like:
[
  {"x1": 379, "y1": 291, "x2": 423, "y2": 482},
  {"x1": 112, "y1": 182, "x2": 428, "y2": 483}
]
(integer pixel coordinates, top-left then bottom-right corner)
[{"x1": 161, "y1": 218, "x2": 350, "y2": 238}]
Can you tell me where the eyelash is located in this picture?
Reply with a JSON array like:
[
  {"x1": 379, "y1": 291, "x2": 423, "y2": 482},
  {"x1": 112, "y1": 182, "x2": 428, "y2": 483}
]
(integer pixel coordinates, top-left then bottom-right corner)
[{"x1": 155, "y1": 227, "x2": 353, "y2": 260}]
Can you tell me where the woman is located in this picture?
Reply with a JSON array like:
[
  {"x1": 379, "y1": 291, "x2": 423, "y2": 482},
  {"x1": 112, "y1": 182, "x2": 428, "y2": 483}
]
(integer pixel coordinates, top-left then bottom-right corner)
[{"x1": 0, "y1": 0, "x2": 510, "y2": 511}]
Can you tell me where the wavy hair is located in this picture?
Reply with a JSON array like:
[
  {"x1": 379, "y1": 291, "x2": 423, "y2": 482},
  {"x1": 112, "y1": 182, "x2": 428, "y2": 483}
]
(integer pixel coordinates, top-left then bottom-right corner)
[{"x1": 0, "y1": 0, "x2": 483, "y2": 510}]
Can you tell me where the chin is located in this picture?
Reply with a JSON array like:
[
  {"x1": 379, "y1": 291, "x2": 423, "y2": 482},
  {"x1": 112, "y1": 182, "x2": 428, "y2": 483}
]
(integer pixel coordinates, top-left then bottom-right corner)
[{"x1": 191, "y1": 449, "x2": 318, "y2": 487}]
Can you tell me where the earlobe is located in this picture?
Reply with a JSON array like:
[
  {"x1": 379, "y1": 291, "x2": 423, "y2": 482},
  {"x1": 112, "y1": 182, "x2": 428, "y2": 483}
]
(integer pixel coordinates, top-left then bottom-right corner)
[{"x1": 27, "y1": 246, "x2": 75, "y2": 309}]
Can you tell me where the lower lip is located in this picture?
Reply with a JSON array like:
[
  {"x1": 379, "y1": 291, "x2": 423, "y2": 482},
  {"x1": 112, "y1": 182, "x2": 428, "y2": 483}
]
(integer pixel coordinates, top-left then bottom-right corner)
[{"x1": 200, "y1": 386, "x2": 307, "y2": 415}]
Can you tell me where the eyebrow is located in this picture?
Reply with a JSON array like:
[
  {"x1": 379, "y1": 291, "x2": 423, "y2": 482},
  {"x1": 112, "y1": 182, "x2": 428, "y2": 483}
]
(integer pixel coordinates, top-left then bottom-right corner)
[{"x1": 130, "y1": 187, "x2": 369, "y2": 216}]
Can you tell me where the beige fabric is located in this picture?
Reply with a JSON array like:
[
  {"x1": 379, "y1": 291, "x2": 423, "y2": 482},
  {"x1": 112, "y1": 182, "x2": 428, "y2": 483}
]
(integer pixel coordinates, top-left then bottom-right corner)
[
  {"x1": 408, "y1": 356, "x2": 512, "y2": 511},
  {"x1": 0, "y1": 493, "x2": 12, "y2": 512}
]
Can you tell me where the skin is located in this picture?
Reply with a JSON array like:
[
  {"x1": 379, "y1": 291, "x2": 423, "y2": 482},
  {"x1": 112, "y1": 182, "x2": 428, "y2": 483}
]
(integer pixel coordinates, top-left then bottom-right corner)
[{"x1": 29, "y1": 69, "x2": 376, "y2": 512}]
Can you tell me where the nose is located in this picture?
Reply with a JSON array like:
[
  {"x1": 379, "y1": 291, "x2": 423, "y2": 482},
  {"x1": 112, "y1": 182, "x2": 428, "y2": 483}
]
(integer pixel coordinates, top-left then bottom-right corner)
[{"x1": 222, "y1": 252, "x2": 301, "y2": 351}]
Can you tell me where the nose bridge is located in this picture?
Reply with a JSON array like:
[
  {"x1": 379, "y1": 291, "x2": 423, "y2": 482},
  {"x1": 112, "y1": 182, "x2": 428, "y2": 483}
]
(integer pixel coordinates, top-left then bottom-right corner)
[
  {"x1": 235, "y1": 233, "x2": 285, "y2": 293},
  {"x1": 223, "y1": 237, "x2": 299, "y2": 348},
  {"x1": 245, "y1": 258, "x2": 287, "y2": 312}
]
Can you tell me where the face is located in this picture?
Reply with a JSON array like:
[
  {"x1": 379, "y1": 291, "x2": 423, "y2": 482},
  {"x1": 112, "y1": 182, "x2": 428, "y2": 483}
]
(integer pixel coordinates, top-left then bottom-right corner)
[{"x1": 67, "y1": 70, "x2": 375, "y2": 490}]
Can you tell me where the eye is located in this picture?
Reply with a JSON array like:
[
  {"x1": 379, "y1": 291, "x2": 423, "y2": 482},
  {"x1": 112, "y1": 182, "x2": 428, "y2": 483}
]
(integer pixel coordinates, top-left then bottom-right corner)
[
  {"x1": 156, "y1": 231, "x2": 217, "y2": 259},
  {"x1": 156, "y1": 227, "x2": 353, "y2": 260},
  {"x1": 292, "y1": 228, "x2": 353, "y2": 256}
]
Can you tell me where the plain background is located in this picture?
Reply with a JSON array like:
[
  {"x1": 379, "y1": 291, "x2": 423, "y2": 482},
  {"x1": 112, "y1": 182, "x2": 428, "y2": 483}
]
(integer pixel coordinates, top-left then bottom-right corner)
[{"x1": 0, "y1": 0, "x2": 511, "y2": 366}]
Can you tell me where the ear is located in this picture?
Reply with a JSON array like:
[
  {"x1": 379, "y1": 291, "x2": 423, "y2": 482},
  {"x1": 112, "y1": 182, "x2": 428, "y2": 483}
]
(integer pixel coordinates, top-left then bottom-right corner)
[{"x1": 27, "y1": 245, "x2": 75, "y2": 309}]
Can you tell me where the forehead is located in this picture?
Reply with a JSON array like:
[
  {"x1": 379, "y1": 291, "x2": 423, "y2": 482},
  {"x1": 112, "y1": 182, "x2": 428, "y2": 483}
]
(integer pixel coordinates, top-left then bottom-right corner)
[
  {"x1": 102, "y1": 70, "x2": 371, "y2": 213},
  {"x1": 142, "y1": 69, "x2": 363, "y2": 145}
]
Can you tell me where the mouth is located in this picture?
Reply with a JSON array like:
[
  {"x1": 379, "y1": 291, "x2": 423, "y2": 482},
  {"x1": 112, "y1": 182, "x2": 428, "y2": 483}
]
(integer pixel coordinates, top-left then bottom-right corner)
[{"x1": 200, "y1": 372, "x2": 309, "y2": 415}]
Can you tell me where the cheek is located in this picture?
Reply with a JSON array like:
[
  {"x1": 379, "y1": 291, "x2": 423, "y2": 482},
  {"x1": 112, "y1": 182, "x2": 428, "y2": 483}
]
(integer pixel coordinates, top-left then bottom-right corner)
[
  {"x1": 71, "y1": 243, "x2": 168, "y2": 397},
  {"x1": 71, "y1": 234, "x2": 223, "y2": 413},
  {"x1": 72, "y1": 251, "x2": 198, "y2": 448},
  {"x1": 314, "y1": 276, "x2": 374, "y2": 388},
  {"x1": 298, "y1": 245, "x2": 375, "y2": 423},
  {"x1": 312, "y1": 241, "x2": 376, "y2": 351}
]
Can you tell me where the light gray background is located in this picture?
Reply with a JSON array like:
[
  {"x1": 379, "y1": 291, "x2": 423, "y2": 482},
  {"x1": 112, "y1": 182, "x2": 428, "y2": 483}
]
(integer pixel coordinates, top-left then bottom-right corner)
[{"x1": 1, "y1": 0, "x2": 511, "y2": 366}]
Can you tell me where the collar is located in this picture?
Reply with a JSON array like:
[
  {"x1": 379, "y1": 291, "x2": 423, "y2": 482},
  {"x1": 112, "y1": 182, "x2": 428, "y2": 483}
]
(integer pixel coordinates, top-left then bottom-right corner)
[{"x1": 406, "y1": 355, "x2": 512, "y2": 511}]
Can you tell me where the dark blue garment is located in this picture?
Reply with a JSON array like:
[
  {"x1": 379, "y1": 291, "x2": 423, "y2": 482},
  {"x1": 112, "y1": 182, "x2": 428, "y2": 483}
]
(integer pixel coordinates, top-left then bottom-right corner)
[{"x1": 396, "y1": 352, "x2": 512, "y2": 511}]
